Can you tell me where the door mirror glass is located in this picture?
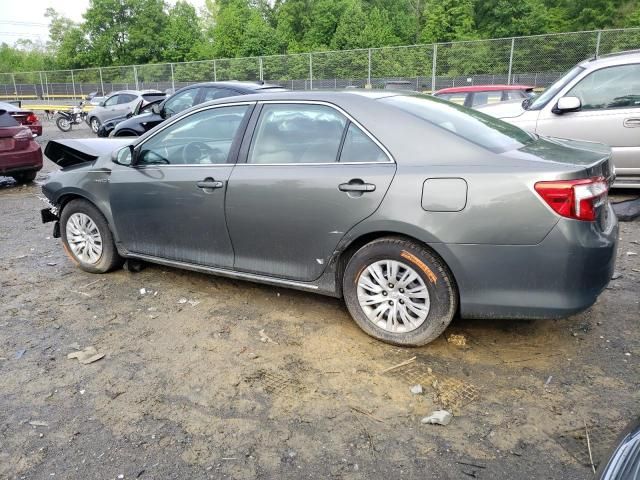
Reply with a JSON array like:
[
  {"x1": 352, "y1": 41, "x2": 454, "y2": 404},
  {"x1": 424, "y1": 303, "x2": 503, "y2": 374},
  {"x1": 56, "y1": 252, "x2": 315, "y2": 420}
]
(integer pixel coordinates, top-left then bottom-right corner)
[
  {"x1": 555, "y1": 96, "x2": 581, "y2": 113},
  {"x1": 152, "y1": 103, "x2": 161, "y2": 115},
  {"x1": 113, "y1": 145, "x2": 134, "y2": 166}
]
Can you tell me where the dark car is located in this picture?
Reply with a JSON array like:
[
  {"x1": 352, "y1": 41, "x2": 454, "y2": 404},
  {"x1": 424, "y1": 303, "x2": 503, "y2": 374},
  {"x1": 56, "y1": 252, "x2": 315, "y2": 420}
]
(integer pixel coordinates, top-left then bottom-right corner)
[
  {"x1": 434, "y1": 85, "x2": 535, "y2": 109},
  {"x1": 0, "y1": 109, "x2": 42, "y2": 183},
  {"x1": 41, "y1": 91, "x2": 616, "y2": 347},
  {"x1": 109, "y1": 81, "x2": 286, "y2": 137},
  {"x1": 96, "y1": 98, "x2": 164, "y2": 138},
  {"x1": 0, "y1": 101, "x2": 42, "y2": 136}
]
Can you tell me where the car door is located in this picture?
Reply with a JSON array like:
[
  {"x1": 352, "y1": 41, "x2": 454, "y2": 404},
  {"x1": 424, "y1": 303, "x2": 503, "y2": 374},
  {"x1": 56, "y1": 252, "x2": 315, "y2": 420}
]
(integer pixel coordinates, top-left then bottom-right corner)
[
  {"x1": 225, "y1": 102, "x2": 396, "y2": 282},
  {"x1": 99, "y1": 94, "x2": 120, "y2": 121},
  {"x1": 535, "y1": 63, "x2": 640, "y2": 176},
  {"x1": 109, "y1": 102, "x2": 253, "y2": 267}
]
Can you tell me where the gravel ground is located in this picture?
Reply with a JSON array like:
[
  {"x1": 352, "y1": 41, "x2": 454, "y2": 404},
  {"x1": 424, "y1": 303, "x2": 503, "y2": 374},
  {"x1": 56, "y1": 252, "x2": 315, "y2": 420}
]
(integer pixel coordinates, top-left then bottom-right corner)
[{"x1": 1, "y1": 119, "x2": 639, "y2": 479}]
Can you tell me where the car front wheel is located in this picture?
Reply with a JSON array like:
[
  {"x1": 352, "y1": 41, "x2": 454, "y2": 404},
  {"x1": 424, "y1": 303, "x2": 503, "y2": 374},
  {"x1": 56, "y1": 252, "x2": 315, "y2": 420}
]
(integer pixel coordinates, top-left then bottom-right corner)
[
  {"x1": 60, "y1": 199, "x2": 123, "y2": 273},
  {"x1": 90, "y1": 117, "x2": 101, "y2": 133},
  {"x1": 342, "y1": 237, "x2": 457, "y2": 346}
]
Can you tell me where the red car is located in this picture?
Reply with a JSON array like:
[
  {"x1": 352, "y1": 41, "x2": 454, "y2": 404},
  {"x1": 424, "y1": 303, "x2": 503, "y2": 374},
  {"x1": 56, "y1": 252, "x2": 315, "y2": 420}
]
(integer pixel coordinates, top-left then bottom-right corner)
[
  {"x1": 0, "y1": 108, "x2": 43, "y2": 183},
  {"x1": 433, "y1": 85, "x2": 535, "y2": 109},
  {"x1": 0, "y1": 101, "x2": 42, "y2": 136}
]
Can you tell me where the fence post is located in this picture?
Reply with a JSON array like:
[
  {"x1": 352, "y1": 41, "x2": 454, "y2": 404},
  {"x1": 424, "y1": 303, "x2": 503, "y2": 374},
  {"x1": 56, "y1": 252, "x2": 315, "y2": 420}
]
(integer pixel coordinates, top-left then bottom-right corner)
[
  {"x1": 71, "y1": 70, "x2": 76, "y2": 99},
  {"x1": 43, "y1": 72, "x2": 48, "y2": 101},
  {"x1": 431, "y1": 44, "x2": 437, "y2": 93},
  {"x1": 213, "y1": 60, "x2": 217, "y2": 82},
  {"x1": 39, "y1": 72, "x2": 45, "y2": 100},
  {"x1": 133, "y1": 65, "x2": 139, "y2": 90},
  {"x1": 367, "y1": 48, "x2": 372, "y2": 87},
  {"x1": 170, "y1": 63, "x2": 175, "y2": 92},
  {"x1": 259, "y1": 57, "x2": 264, "y2": 82},
  {"x1": 595, "y1": 30, "x2": 602, "y2": 57},
  {"x1": 99, "y1": 68, "x2": 104, "y2": 95},
  {"x1": 507, "y1": 37, "x2": 515, "y2": 85},
  {"x1": 11, "y1": 74, "x2": 18, "y2": 100},
  {"x1": 309, "y1": 53, "x2": 313, "y2": 90}
]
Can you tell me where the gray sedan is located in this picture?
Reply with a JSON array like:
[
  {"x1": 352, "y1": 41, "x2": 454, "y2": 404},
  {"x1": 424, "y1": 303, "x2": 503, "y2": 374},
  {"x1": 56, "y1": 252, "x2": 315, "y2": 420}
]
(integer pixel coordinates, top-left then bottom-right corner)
[{"x1": 41, "y1": 91, "x2": 617, "y2": 346}]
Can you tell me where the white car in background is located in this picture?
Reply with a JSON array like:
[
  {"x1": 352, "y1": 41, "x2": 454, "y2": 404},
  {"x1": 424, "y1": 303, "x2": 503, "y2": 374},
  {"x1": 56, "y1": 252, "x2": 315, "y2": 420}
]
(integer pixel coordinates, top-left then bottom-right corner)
[
  {"x1": 87, "y1": 90, "x2": 166, "y2": 133},
  {"x1": 478, "y1": 50, "x2": 640, "y2": 188}
]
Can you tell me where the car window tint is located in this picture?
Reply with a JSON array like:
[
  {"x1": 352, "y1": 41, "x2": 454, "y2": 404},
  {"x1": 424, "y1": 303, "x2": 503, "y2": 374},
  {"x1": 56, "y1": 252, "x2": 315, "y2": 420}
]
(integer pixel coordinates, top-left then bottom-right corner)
[
  {"x1": 339, "y1": 123, "x2": 387, "y2": 163},
  {"x1": 202, "y1": 88, "x2": 240, "y2": 102},
  {"x1": 137, "y1": 105, "x2": 249, "y2": 166},
  {"x1": 103, "y1": 95, "x2": 119, "y2": 106},
  {"x1": 437, "y1": 93, "x2": 467, "y2": 105},
  {"x1": 382, "y1": 94, "x2": 534, "y2": 154},
  {"x1": 471, "y1": 91, "x2": 503, "y2": 107},
  {"x1": 163, "y1": 88, "x2": 199, "y2": 117},
  {"x1": 248, "y1": 104, "x2": 346, "y2": 164},
  {"x1": 568, "y1": 64, "x2": 640, "y2": 110},
  {"x1": 118, "y1": 94, "x2": 137, "y2": 104}
]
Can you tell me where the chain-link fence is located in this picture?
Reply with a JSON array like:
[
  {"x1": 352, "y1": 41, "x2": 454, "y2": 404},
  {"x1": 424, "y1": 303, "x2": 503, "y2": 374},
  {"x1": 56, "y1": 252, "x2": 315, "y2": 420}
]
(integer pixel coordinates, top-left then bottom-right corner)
[{"x1": 2, "y1": 27, "x2": 639, "y2": 100}]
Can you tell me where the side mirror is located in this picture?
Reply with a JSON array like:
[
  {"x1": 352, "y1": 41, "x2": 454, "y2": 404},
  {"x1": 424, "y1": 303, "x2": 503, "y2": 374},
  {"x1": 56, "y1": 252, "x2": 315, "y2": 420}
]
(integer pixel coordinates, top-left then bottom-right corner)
[
  {"x1": 151, "y1": 103, "x2": 162, "y2": 116},
  {"x1": 98, "y1": 101, "x2": 105, "y2": 107},
  {"x1": 113, "y1": 145, "x2": 134, "y2": 166},
  {"x1": 554, "y1": 96, "x2": 581, "y2": 114}
]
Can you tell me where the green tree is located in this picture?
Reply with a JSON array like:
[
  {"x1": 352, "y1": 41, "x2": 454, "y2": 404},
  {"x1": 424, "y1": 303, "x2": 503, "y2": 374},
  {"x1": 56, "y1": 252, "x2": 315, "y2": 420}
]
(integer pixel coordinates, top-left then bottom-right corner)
[
  {"x1": 164, "y1": 1, "x2": 203, "y2": 62},
  {"x1": 420, "y1": 0, "x2": 476, "y2": 43},
  {"x1": 475, "y1": 0, "x2": 550, "y2": 38},
  {"x1": 332, "y1": 1, "x2": 398, "y2": 49}
]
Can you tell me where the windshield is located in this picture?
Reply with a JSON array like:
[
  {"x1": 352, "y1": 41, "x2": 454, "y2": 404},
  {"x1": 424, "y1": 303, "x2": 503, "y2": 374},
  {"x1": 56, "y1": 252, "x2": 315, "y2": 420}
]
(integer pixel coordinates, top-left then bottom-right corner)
[
  {"x1": 527, "y1": 66, "x2": 585, "y2": 111},
  {"x1": 381, "y1": 94, "x2": 535, "y2": 153}
]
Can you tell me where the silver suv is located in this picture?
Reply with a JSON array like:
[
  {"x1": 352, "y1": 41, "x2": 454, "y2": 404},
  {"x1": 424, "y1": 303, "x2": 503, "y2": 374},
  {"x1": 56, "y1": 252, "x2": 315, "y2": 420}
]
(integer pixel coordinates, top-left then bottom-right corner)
[
  {"x1": 87, "y1": 90, "x2": 165, "y2": 133},
  {"x1": 478, "y1": 50, "x2": 640, "y2": 188}
]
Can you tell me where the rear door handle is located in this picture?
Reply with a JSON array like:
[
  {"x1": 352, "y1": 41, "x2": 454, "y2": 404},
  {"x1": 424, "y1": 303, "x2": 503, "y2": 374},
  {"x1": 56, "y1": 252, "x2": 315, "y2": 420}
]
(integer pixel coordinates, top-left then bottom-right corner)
[
  {"x1": 339, "y1": 180, "x2": 376, "y2": 192},
  {"x1": 624, "y1": 118, "x2": 640, "y2": 128},
  {"x1": 196, "y1": 178, "x2": 224, "y2": 189}
]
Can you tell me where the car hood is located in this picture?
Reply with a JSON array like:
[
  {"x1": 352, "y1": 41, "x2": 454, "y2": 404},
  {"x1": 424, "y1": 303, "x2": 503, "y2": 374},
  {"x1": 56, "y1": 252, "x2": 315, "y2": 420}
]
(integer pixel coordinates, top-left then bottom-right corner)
[
  {"x1": 44, "y1": 138, "x2": 132, "y2": 168},
  {"x1": 477, "y1": 99, "x2": 526, "y2": 119}
]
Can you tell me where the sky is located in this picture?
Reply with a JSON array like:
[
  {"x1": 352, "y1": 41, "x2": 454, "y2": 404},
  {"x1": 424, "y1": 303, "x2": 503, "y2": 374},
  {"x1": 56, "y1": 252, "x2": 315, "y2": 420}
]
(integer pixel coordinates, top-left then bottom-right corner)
[{"x1": 0, "y1": 0, "x2": 207, "y2": 46}]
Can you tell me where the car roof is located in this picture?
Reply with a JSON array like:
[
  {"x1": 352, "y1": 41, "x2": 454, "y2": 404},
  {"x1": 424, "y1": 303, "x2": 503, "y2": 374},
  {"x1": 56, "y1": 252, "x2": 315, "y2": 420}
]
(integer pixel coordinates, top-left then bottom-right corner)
[
  {"x1": 109, "y1": 89, "x2": 163, "y2": 96},
  {"x1": 435, "y1": 85, "x2": 533, "y2": 94},
  {"x1": 172, "y1": 81, "x2": 285, "y2": 94},
  {"x1": 581, "y1": 49, "x2": 640, "y2": 69}
]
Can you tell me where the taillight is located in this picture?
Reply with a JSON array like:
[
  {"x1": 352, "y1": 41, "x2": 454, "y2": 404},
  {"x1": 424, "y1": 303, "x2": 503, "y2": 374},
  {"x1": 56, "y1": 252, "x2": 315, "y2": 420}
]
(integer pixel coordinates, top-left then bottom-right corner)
[
  {"x1": 25, "y1": 113, "x2": 38, "y2": 124},
  {"x1": 534, "y1": 177, "x2": 608, "y2": 222},
  {"x1": 13, "y1": 128, "x2": 32, "y2": 140}
]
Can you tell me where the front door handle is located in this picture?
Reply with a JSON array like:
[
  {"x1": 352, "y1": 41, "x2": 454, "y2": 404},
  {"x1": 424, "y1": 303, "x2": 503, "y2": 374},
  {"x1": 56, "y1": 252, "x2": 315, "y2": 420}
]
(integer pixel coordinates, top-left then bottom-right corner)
[
  {"x1": 623, "y1": 118, "x2": 640, "y2": 128},
  {"x1": 339, "y1": 179, "x2": 376, "y2": 192},
  {"x1": 196, "y1": 178, "x2": 224, "y2": 190}
]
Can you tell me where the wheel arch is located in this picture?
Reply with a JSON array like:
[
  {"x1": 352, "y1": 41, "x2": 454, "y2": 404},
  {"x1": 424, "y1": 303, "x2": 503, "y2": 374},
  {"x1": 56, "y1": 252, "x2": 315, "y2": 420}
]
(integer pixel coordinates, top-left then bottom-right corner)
[
  {"x1": 113, "y1": 129, "x2": 139, "y2": 137},
  {"x1": 55, "y1": 190, "x2": 117, "y2": 240}
]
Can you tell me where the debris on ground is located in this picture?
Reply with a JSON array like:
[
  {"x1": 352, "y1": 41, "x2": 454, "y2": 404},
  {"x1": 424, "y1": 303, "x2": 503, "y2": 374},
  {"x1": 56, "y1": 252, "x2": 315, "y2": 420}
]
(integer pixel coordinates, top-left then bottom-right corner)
[
  {"x1": 611, "y1": 271, "x2": 623, "y2": 280},
  {"x1": 379, "y1": 356, "x2": 416, "y2": 374},
  {"x1": 28, "y1": 420, "x2": 49, "y2": 427},
  {"x1": 15, "y1": 349, "x2": 26, "y2": 359},
  {"x1": 421, "y1": 410, "x2": 453, "y2": 426},
  {"x1": 410, "y1": 384, "x2": 423, "y2": 395},
  {"x1": 259, "y1": 329, "x2": 278, "y2": 344},
  {"x1": 627, "y1": 251, "x2": 638, "y2": 256},
  {"x1": 67, "y1": 346, "x2": 105, "y2": 365},
  {"x1": 447, "y1": 334, "x2": 467, "y2": 347},
  {"x1": 612, "y1": 197, "x2": 640, "y2": 221},
  {"x1": 544, "y1": 376, "x2": 553, "y2": 386}
]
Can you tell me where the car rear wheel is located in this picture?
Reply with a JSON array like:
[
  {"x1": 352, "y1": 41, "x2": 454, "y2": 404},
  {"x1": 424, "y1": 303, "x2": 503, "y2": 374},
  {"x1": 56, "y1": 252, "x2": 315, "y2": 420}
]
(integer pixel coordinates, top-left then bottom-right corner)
[
  {"x1": 342, "y1": 237, "x2": 457, "y2": 346},
  {"x1": 12, "y1": 170, "x2": 37, "y2": 183},
  {"x1": 90, "y1": 117, "x2": 101, "y2": 133},
  {"x1": 60, "y1": 199, "x2": 123, "y2": 273}
]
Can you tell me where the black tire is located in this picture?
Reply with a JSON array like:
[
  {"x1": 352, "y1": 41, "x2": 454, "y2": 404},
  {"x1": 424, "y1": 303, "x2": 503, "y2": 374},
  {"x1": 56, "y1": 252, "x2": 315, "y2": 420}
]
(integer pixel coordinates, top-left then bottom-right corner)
[
  {"x1": 12, "y1": 170, "x2": 37, "y2": 183},
  {"x1": 60, "y1": 199, "x2": 123, "y2": 274},
  {"x1": 90, "y1": 117, "x2": 101, "y2": 133},
  {"x1": 56, "y1": 116, "x2": 72, "y2": 132},
  {"x1": 342, "y1": 237, "x2": 458, "y2": 347}
]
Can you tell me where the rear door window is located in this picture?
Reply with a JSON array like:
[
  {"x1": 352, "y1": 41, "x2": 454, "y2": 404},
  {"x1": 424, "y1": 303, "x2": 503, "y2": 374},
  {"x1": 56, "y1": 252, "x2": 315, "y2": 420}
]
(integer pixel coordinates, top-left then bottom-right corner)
[
  {"x1": 118, "y1": 94, "x2": 137, "y2": 104},
  {"x1": 248, "y1": 104, "x2": 346, "y2": 164},
  {"x1": 339, "y1": 124, "x2": 388, "y2": 163}
]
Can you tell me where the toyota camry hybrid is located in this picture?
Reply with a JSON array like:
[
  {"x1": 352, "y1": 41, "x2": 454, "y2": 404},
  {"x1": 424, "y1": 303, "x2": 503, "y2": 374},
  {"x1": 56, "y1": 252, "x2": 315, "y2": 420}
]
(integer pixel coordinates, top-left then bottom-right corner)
[{"x1": 40, "y1": 91, "x2": 618, "y2": 346}]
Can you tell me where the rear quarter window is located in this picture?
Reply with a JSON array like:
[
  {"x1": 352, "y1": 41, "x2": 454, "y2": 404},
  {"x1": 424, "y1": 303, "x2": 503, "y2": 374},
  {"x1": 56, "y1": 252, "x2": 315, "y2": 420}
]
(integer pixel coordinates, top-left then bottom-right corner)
[{"x1": 382, "y1": 94, "x2": 534, "y2": 153}]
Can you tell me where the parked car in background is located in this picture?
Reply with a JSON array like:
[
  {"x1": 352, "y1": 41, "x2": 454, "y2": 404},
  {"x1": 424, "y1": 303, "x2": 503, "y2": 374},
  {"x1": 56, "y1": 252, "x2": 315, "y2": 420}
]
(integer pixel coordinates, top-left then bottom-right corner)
[
  {"x1": 87, "y1": 90, "x2": 166, "y2": 133},
  {"x1": 41, "y1": 91, "x2": 616, "y2": 347},
  {"x1": 478, "y1": 50, "x2": 640, "y2": 188},
  {"x1": 96, "y1": 98, "x2": 164, "y2": 138},
  {"x1": 109, "y1": 81, "x2": 286, "y2": 137},
  {"x1": 434, "y1": 85, "x2": 535, "y2": 108},
  {"x1": 0, "y1": 101, "x2": 42, "y2": 136},
  {"x1": 0, "y1": 108, "x2": 42, "y2": 183}
]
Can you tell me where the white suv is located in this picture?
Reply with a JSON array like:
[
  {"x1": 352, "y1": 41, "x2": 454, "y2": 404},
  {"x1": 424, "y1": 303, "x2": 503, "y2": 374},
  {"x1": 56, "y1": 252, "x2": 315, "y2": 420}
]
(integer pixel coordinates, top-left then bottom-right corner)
[{"x1": 478, "y1": 50, "x2": 640, "y2": 188}]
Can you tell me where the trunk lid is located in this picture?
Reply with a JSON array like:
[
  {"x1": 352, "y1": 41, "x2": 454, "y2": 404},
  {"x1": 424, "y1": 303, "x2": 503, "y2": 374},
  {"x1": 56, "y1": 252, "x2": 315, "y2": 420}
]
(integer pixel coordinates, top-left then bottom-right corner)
[{"x1": 44, "y1": 138, "x2": 132, "y2": 168}]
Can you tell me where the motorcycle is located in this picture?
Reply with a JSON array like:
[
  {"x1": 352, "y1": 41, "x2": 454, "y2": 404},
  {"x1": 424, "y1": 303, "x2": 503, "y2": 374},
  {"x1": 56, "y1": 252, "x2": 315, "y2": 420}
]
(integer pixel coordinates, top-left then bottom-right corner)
[{"x1": 55, "y1": 101, "x2": 88, "y2": 132}]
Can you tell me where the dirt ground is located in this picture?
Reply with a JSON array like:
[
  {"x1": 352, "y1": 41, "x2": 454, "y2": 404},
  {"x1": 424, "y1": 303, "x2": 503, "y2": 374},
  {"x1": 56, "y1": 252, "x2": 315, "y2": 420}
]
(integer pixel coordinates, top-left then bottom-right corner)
[{"x1": 1, "y1": 119, "x2": 639, "y2": 480}]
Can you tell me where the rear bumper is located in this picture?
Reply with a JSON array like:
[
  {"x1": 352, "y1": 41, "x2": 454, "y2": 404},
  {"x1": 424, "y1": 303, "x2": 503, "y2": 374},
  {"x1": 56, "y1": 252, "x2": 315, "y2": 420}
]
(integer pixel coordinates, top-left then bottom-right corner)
[
  {"x1": 27, "y1": 123, "x2": 42, "y2": 136},
  {"x1": 0, "y1": 142, "x2": 43, "y2": 174},
  {"x1": 437, "y1": 204, "x2": 618, "y2": 319}
]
